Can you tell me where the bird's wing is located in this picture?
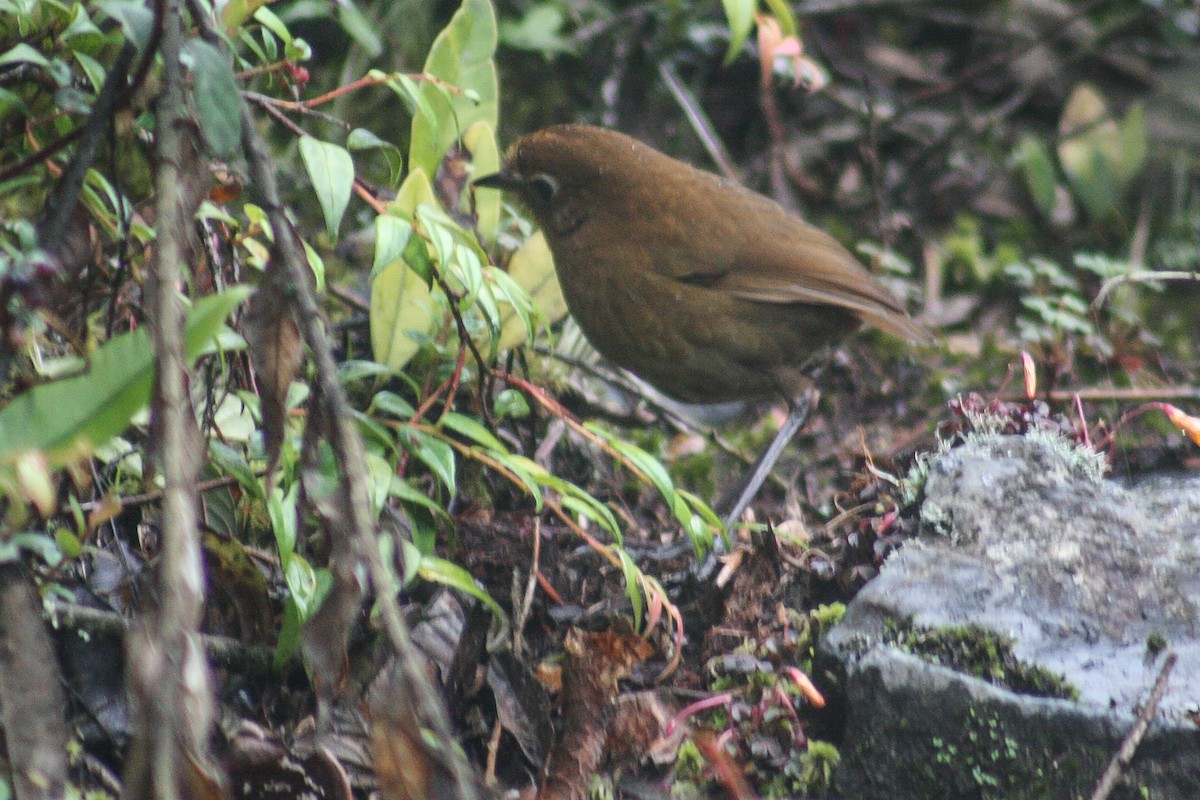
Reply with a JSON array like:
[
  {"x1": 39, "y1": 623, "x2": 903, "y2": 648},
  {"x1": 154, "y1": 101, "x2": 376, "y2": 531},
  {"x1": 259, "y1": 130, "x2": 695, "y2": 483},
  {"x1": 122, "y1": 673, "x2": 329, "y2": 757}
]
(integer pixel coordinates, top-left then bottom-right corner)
[
  {"x1": 683, "y1": 203, "x2": 929, "y2": 342},
  {"x1": 640, "y1": 166, "x2": 930, "y2": 342}
]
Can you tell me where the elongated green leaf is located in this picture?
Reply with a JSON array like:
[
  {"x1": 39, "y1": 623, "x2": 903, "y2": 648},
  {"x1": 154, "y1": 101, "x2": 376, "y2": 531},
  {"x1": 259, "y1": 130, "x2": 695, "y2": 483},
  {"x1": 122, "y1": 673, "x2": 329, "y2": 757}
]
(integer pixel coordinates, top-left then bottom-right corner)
[
  {"x1": 222, "y1": 0, "x2": 271, "y2": 34},
  {"x1": 0, "y1": 287, "x2": 250, "y2": 463},
  {"x1": 181, "y1": 38, "x2": 243, "y2": 161},
  {"x1": 340, "y1": 360, "x2": 403, "y2": 384},
  {"x1": 762, "y1": 0, "x2": 797, "y2": 36},
  {"x1": 417, "y1": 554, "x2": 505, "y2": 620},
  {"x1": 209, "y1": 440, "x2": 263, "y2": 500},
  {"x1": 439, "y1": 411, "x2": 505, "y2": 452},
  {"x1": 390, "y1": 476, "x2": 451, "y2": 519},
  {"x1": 408, "y1": 0, "x2": 498, "y2": 176},
  {"x1": 299, "y1": 137, "x2": 354, "y2": 241},
  {"x1": 399, "y1": 428, "x2": 456, "y2": 492},
  {"x1": 493, "y1": 451, "x2": 543, "y2": 510},
  {"x1": 617, "y1": 550, "x2": 643, "y2": 629},
  {"x1": 1016, "y1": 136, "x2": 1058, "y2": 217},
  {"x1": 369, "y1": 259, "x2": 436, "y2": 370},
  {"x1": 383, "y1": 71, "x2": 438, "y2": 138},
  {"x1": 721, "y1": 0, "x2": 755, "y2": 64},
  {"x1": 252, "y1": 6, "x2": 293, "y2": 44},
  {"x1": 0, "y1": 43, "x2": 50, "y2": 69},
  {"x1": 559, "y1": 487, "x2": 621, "y2": 543},
  {"x1": 371, "y1": 390, "x2": 417, "y2": 419},
  {"x1": 268, "y1": 484, "x2": 299, "y2": 569}
]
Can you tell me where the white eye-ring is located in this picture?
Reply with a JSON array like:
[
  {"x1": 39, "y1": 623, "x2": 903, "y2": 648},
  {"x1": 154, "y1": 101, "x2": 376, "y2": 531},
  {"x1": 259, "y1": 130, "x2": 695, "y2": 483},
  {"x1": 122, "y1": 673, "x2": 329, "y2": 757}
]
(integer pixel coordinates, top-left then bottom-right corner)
[{"x1": 528, "y1": 173, "x2": 558, "y2": 204}]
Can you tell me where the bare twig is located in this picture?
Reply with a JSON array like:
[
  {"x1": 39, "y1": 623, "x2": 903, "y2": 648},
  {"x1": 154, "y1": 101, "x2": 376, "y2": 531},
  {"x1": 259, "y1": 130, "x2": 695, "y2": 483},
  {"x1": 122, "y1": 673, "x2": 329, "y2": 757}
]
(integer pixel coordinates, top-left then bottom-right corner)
[
  {"x1": 1089, "y1": 652, "x2": 1177, "y2": 800},
  {"x1": 121, "y1": 0, "x2": 218, "y2": 795},
  {"x1": 657, "y1": 62, "x2": 741, "y2": 182},
  {"x1": 37, "y1": 43, "x2": 137, "y2": 249}
]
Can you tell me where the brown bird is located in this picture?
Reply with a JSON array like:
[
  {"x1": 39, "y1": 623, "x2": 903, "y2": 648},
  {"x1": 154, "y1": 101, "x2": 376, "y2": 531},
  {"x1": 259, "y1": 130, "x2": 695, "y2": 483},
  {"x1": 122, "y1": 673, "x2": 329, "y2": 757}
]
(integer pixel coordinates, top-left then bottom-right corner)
[{"x1": 475, "y1": 124, "x2": 929, "y2": 526}]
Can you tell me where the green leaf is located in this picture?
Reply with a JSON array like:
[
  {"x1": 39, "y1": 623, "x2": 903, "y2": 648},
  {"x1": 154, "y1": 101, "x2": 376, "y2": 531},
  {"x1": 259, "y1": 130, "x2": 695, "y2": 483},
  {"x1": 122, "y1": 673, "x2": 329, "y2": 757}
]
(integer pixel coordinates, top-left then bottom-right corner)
[
  {"x1": 302, "y1": 239, "x2": 325, "y2": 293},
  {"x1": 617, "y1": 549, "x2": 643, "y2": 628},
  {"x1": 439, "y1": 411, "x2": 505, "y2": 452},
  {"x1": 408, "y1": 0, "x2": 498, "y2": 177},
  {"x1": 209, "y1": 440, "x2": 263, "y2": 500},
  {"x1": 498, "y1": 3, "x2": 577, "y2": 57},
  {"x1": 340, "y1": 360, "x2": 403, "y2": 384},
  {"x1": 268, "y1": 484, "x2": 299, "y2": 569},
  {"x1": 493, "y1": 388, "x2": 530, "y2": 420},
  {"x1": 223, "y1": 0, "x2": 272, "y2": 35},
  {"x1": 399, "y1": 428, "x2": 456, "y2": 492},
  {"x1": 493, "y1": 451, "x2": 543, "y2": 510},
  {"x1": 417, "y1": 555, "x2": 505, "y2": 620},
  {"x1": 762, "y1": 0, "x2": 797, "y2": 37},
  {"x1": 96, "y1": 1, "x2": 155, "y2": 52},
  {"x1": 0, "y1": 287, "x2": 250, "y2": 464},
  {"x1": 1015, "y1": 136, "x2": 1058, "y2": 217},
  {"x1": 370, "y1": 391, "x2": 417, "y2": 419},
  {"x1": 369, "y1": 259, "x2": 437, "y2": 370},
  {"x1": 0, "y1": 532, "x2": 63, "y2": 567},
  {"x1": 60, "y1": 6, "x2": 105, "y2": 53},
  {"x1": 0, "y1": 43, "x2": 50, "y2": 69},
  {"x1": 487, "y1": 266, "x2": 531, "y2": 349},
  {"x1": 180, "y1": 38, "x2": 244, "y2": 161},
  {"x1": 299, "y1": 137, "x2": 354, "y2": 241},
  {"x1": 276, "y1": 597, "x2": 303, "y2": 667},
  {"x1": 383, "y1": 71, "x2": 437, "y2": 137},
  {"x1": 252, "y1": 6, "x2": 293, "y2": 44},
  {"x1": 588, "y1": 423, "x2": 678, "y2": 509},
  {"x1": 390, "y1": 476, "x2": 451, "y2": 519},
  {"x1": 390, "y1": 167, "x2": 439, "y2": 219},
  {"x1": 559, "y1": 485, "x2": 621, "y2": 543},
  {"x1": 721, "y1": 0, "x2": 755, "y2": 64},
  {"x1": 348, "y1": 128, "x2": 404, "y2": 187},
  {"x1": 371, "y1": 215, "x2": 413, "y2": 279},
  {"x1": 0, "y1": 86, "x2": 29, "y2": 117},
  {"x1": 73, "y1": 51, "x2": 107, "y2": 93},
  {"x1": 337, "y1": 2, "x2": 383, "y2": 55}
]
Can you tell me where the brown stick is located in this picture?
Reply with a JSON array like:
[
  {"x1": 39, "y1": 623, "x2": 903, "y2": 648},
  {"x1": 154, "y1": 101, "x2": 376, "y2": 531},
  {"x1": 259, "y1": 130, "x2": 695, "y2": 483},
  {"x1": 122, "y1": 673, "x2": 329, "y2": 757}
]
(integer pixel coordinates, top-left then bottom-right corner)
[{"x1": 1088, "y1": 652, "x2": 1177, "y2": 800}]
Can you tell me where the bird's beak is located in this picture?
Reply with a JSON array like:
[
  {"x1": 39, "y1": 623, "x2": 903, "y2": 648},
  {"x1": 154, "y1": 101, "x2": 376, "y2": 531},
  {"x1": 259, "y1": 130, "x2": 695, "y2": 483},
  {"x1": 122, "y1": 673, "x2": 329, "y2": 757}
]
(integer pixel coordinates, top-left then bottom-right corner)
[{"x1": 473, "y1": 170, "x2": 523, "y2": 191}]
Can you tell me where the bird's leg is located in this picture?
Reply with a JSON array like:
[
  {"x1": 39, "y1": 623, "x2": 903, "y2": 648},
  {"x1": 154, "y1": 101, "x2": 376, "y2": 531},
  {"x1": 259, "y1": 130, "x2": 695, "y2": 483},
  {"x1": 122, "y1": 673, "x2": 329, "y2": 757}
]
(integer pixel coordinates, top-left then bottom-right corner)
[
  {"x1": 721, "y1": 389, "x2": 816, "y2": 529},
  {"x1": 688, "y1": 390, "x2": 816, "y2": 585}
]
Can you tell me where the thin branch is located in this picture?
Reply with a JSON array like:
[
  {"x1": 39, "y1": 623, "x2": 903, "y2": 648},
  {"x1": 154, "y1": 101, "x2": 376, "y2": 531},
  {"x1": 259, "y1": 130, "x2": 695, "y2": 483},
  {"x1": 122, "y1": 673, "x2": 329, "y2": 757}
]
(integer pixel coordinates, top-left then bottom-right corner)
[
  {"x1": 44, "y1": 598, "x2": 275, "y2": 678},
  {"x1": 1089, "y1": 652, "x2": 1177, "y2": 800},
  {"x1": 657, "y1": 62, "x2": 740, "y2": 182},
  {"x1": 37, "y1": 42, "x2": 137, "y2": 249},
  {"x1": 121, "y1": 0, "x2": 217, "y2": 795}
]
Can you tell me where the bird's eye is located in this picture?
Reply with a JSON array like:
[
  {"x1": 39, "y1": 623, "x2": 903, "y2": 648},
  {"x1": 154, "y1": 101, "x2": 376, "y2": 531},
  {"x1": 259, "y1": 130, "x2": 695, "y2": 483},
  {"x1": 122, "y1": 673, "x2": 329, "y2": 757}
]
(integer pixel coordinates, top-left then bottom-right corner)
[{"x1": 528, "y1": 173, "x2": 558, "y2": 204}]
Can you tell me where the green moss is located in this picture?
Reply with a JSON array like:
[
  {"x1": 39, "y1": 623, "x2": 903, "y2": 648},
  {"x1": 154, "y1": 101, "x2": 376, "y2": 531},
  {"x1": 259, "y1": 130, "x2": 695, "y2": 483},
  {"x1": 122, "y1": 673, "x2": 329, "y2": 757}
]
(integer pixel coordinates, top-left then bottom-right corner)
[{"x1": 881, "y1": 617, "x2": 1079, "y2": 700}]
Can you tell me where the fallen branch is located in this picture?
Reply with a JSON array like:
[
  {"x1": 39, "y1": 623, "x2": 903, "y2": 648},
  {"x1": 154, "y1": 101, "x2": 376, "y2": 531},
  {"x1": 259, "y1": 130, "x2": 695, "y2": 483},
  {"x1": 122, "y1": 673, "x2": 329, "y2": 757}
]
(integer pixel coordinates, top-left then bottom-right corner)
[{"x1": 1089, "y1": 651, "x2": 1177, "y2": 800}]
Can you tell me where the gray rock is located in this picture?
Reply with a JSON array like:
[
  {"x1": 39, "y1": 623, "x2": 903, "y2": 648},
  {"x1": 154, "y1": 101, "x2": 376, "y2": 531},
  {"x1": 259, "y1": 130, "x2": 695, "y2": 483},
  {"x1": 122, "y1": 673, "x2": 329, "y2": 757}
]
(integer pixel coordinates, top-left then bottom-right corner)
[{"x1": 821, "y1": 434, "x2": 1200, "y2": 799}]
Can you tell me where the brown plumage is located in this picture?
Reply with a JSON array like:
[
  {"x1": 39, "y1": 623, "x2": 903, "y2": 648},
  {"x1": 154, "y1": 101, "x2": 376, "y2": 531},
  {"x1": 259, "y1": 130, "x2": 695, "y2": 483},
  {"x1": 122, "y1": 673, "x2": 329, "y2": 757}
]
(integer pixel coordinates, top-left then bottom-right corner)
[{"x1": 476, "y1": 124, "x2": 929, "y2": 405}]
